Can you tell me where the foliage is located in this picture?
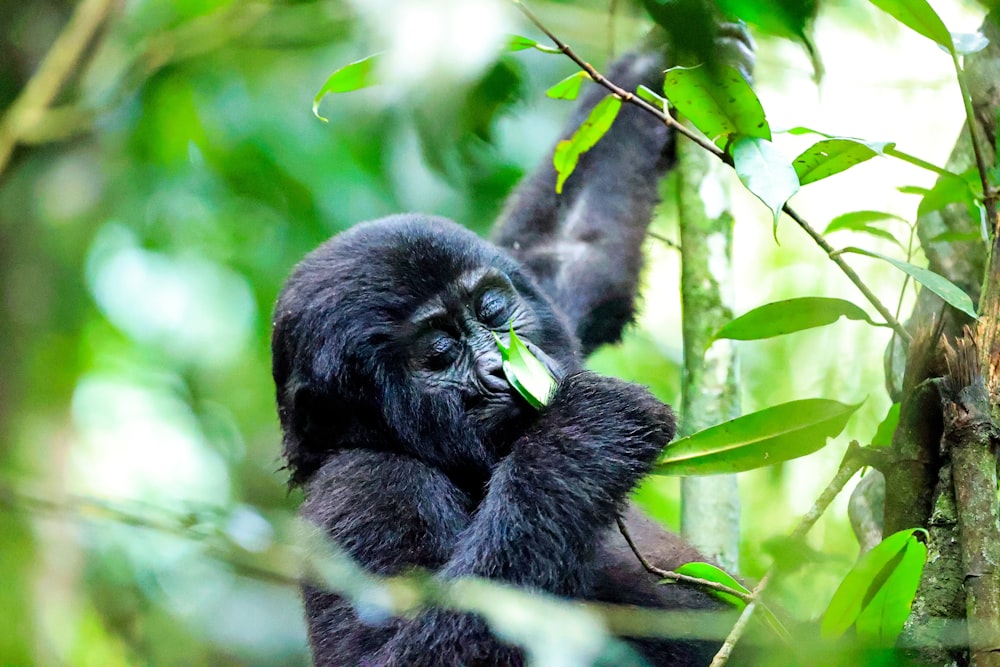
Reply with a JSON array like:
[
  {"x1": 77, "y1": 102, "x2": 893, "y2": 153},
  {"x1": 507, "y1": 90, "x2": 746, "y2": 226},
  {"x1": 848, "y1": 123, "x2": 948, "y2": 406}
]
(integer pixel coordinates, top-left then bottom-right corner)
[{"x1": 0, "y1": 0, "x2": 995, "y2": 665}]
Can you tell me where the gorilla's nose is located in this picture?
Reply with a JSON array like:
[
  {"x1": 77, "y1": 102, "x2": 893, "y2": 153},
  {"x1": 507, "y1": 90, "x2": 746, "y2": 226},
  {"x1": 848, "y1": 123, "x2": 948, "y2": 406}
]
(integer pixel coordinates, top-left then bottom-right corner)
[{"x1": 476, "y1": 351, "x2": 509, "y2": 394}]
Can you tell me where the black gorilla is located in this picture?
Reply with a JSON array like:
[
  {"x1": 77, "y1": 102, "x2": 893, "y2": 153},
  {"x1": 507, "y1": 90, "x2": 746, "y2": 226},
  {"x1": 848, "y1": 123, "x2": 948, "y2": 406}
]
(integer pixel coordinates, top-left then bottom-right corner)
[{"x1": 273, "y1": 47, "x2": 730, "y2": 667}]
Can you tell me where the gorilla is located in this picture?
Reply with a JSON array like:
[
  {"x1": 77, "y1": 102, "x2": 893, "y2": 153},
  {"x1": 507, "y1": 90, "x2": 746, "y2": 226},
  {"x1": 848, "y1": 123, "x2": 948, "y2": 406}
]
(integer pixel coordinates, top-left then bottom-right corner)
[{"x1": 272, "y1": 40, "x2": 742, "y2": 667}]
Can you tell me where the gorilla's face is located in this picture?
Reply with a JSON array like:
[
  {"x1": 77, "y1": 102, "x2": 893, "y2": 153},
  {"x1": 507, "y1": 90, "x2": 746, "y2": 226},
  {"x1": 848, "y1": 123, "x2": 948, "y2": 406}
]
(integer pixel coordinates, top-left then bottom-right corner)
[
  {"x1": 406, "y1": 264, "x2": 565, "y2": 445},
  {"x1": 272, "y1": 214, "x2": 580, "y2": 483}
]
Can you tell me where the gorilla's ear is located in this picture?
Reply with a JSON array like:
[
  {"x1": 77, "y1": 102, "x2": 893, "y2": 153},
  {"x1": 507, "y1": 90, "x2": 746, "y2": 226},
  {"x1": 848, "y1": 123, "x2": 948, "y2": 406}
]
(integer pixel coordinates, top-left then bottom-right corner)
[{"x1": 280, "y1": 382, "x2": 345, "y2": 486}]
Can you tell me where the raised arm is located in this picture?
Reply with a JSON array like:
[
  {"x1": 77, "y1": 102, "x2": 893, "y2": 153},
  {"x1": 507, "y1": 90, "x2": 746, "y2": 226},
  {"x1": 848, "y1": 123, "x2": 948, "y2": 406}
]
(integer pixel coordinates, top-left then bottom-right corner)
[{"x1": 491, "y1": 50, "x2": 673, "y2": 355}]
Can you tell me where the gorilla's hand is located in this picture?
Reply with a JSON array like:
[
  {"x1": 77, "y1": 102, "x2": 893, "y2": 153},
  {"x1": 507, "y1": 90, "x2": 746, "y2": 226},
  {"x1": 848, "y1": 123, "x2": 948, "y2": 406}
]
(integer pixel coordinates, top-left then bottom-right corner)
[
  {"x1": 506, "y1": 370, "x2": 675, "y2": 510},
  {"x1": 547, "y1": 370, "x2": 675, "y2": 467},
  {"x1": 439, "y1": 371, "x2": 675, "y2": 595}
]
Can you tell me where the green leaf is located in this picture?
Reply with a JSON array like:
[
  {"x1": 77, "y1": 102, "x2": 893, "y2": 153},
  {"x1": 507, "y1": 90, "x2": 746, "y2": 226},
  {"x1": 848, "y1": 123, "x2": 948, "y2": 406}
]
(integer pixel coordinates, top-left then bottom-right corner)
[
  {"x1": 855, "y1": 537, "x2": 927, "y2": 645},
  {"x1": 839, "y1": 247, "x2": 978, "y2": 318},
  {"x1": 662, "y1": 65, "x2": 769, "y2": 148},
  {"x1": 916, "y1": 171, "x2": 978, "y2": 218},
  {"x1": 793, "y1": 138, "x2": 894, "y2": 185},
  {"x1": 553, "y1": 95, "x2": 622, "y2": 194},
  {"x1": 732, "y1": 136, "x2": 800, "y2": 230},
  {"x1": 871, "y1": 403, "x2": 900, "y2": 448},
  {"x1": 653, "y1": 398, "x2": 860, "y2": 476},
  {"x1": 825, "y1": 210, "x2": 908, "y2": 233},
  {"x1": 674, "y1": 562, "x2": 794, "y2": 644},
  {"x1": 821, "y1": 529, "x2": 927, "y2": 642},
  {"x1": 494, "y1": 325, "x2": 556, "y2": 410},
  {"x1": 824, "y1": 211, "x2": 907, "y2": 250},
  {"x1": 866, "y1": 0, "x2": 953, "y2": 51},
  {"x1": 313, "y1": 54, "x2": 380, "y2": 122},
  {"x1": 546, "y1": 71, "x2": 589, "y2": 101},
  {"x1": 712, "y1": 297, "x2": 875, "y2": 342},
  {"x1": 927, "y1": 230, "x2": 983, "y2": 244},
  {"x1": 674, "y1": 562, "x2": 750, "y2": 607},
  {"x1": 507, "y1": 35, "x2": 560, "y2": 54}
]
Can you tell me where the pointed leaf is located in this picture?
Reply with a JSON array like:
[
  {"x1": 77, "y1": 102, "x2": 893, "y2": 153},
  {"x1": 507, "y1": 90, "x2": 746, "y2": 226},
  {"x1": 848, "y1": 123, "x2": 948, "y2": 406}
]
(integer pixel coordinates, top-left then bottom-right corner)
[
  {"x1": 793, "y1": 138, "x2": 894, "y2": 185},
  {"x1": 494, "y1": 326, "x2": 556, "y2": 409},
  {"x1": 712, "y1": 297, "x2": 875, "y2": 343},
  {"x1": 840, "y1": 247, "x2": 977, "y2": 318},
  {"x1": 546, "y1": 71, "x2": 589, "y2": 100},
  {"x1": 662, "y1": 65, "x2": 769, "y2": 148},
  {"x1": 507, "y1": 35, "x2": 561, "y2": 54},
  {"x1": 313, "y1": 54, "x2": 380, "y2": 122},
  {"x1": 871, "y1": 402, "x2": 900, "y2": 448},
  {"x1": 674, "y1": 562, "x2": 750, "y2": 607},
  {"x1": 653, "y1": 398, "x2": 860, "y2": 476},
  {"x1": 825, "y1": 211, "x2": 908, "y2": 234},
  {"x1": 866, "y1": 0, "x2": 953, "y2": 51},
  {"x1": 821, "y1": 529, "x2": 927, "y2": 640},
  {"x1": 854, "y1": 537, "x2": 926, "y2": 645},
  {"x1": 732, "y1": 136, "x2": 800, "y2": 229},
  {"x1": 553, "y1": 95, "x2": 622, "y2": 194},
  {"x1": 824, "y1": 211, "x2": 908, "y2": 250}
]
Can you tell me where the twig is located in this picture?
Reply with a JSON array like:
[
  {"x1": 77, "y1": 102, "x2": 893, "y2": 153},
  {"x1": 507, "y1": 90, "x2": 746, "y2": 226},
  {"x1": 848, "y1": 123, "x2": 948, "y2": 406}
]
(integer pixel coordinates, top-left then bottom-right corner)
[
  {"x1": 513, "y1": 0, "x2": 724, "y2": 161},
  {"x1": 616, "y1": 516, "x2": 753, "y2": 604},
  {"x1": 513, "y1": 0, "x2": 913, "y2": 344},
  {"x1": 647, "y1": 230, "x2": 680, "y2": 250},
  {"x1": 708, "y1": 442, "x2": 871, "y2": 665},
  {"x1": 0, "y1": 0, "x2": 116, "y2": 178}
]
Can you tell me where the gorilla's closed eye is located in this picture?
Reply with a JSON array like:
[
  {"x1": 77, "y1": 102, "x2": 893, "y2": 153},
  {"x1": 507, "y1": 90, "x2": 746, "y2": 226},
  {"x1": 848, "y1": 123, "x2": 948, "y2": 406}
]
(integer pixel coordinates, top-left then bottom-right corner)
[
  {"x1": 427, "y1": 333, "x2": 460, "y2": 369},
  {"x1": 478, "y1": 289, "x2": 511, "y2": 328}
]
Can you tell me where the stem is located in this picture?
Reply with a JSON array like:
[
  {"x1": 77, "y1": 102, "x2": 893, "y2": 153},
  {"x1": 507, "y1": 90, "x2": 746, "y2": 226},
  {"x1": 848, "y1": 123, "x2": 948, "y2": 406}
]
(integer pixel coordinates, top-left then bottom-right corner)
[
  {"x1": 784, "y1": 206, "x2": 912, "y2": 342},
  {"x1": 708, "y1": 443, "x2": 871, "y2": 665},
  {"x1": 951, "y1": 51, "x2": 996, "y2": 225},
  {"x1": 513, "y1": 0, "x2": 725, "y2": 160},
  {"x1": 885, "y1": 147, "x2": 959, "y2": 178},
  {"x1": 0, "y1": 0, "x2": 116, "y2": 178},
  {"x1": 616, "y1": 517, "x2": 753, "y2": 605},
  {"x1": 513, "y1": 0, "x2": 912, "y2": 344}
]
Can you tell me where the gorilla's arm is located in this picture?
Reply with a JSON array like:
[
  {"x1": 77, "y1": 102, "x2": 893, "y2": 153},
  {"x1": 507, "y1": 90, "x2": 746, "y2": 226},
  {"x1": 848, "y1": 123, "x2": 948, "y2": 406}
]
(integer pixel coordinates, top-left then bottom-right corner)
[
  {"x1": 492, "y1": 51, "x2": 674, "y2": 355},
  {"x1": 303, "y1": 372, "x2": 675, "y2": 666}
]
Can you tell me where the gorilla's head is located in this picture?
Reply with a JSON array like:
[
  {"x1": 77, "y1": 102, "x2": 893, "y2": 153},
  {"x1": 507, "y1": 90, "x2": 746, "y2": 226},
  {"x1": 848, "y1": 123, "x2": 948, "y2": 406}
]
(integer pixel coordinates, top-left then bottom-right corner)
[{"x1": 272, "y1": 214, "x2": 580, "y2": 486}]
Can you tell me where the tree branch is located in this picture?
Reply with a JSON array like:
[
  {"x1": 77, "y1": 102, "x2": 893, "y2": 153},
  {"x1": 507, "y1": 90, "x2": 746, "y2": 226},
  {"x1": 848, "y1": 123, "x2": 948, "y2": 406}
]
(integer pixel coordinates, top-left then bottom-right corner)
[
  {"x1": 513, "y1": 0, "x2": 912, "y2": 344},
  {"x1": 0, "y1": 0, "x2": 116, "y2": 178}
]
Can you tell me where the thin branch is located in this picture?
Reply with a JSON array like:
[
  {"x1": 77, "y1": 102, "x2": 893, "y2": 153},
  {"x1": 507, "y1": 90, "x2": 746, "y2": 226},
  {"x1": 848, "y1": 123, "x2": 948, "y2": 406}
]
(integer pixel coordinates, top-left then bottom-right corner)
[
  {"x1": 647, "y1": 230, "x2": 681, "y2": 250},
  {"x1": 513, "y1": 0, "x2": 913, "y2": 344},
  {"x1": 616, "y1": 517, "x2": 753, "y2": 605},
  {"x1": 0, "y1": 0, "x2": 116, "y2": 178},
  {"x1": 513, "y1": 0, "x2": 725, "y2": 161},
  {"x1": 709, "y1": 442, "x2": 872, "y2": 665},
  {"x1": 785, "y1": 206, "x2": 912, "y2": 343},
  {"x1": 951, "y1": 51, "x2": 996, "y2": 226}
]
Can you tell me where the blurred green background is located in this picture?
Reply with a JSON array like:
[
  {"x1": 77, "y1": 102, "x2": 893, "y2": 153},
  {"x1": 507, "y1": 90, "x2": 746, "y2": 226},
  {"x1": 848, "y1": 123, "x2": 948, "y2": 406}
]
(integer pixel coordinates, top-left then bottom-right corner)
[{"x1": 0, "y1": 0, "x2": 987, "y2": 664}]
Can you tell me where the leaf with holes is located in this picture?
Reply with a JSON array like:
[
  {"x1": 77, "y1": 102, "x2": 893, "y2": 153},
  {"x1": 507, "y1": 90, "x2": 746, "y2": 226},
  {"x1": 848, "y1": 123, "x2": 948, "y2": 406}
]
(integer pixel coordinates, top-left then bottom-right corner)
[
  {"x1": 662, "y1": 65, "x2": 769, "y2": 148},
  {"x1": 793, "y1": 138, "x2": 894, "y2": 185},
  {"x1": 653, "y1": 398, "x2": 860, "y2": 476}
]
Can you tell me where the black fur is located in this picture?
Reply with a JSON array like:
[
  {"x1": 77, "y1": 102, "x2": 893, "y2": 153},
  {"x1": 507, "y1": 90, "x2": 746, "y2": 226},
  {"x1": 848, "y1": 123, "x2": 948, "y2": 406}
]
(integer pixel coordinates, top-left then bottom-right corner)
[{"x1": 273, "y1": 48, "x2": 726, "y2": 667}]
